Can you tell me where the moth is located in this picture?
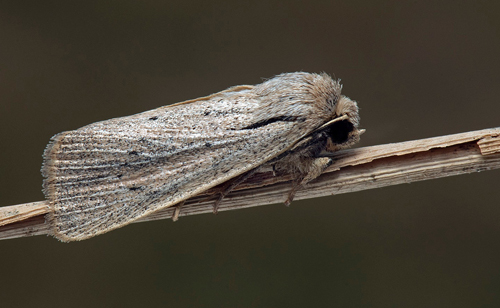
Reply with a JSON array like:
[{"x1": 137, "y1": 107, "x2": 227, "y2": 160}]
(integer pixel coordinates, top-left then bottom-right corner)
[{"x1": 42, "y1": 72, "x2": 362, "y2": 241}]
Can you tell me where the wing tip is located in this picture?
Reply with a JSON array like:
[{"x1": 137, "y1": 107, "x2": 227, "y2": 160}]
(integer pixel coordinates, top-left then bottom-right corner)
[
  {"x1": 40, "y1": 131, "x2": 80, "y2": 242},
  {"x1": 41, "y1": 132, "x2": 68, "y2": 195}
]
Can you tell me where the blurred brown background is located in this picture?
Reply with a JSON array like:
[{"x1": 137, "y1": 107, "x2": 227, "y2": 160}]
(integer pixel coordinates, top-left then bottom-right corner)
[{"x1": 1, "y1": 1, "x2": 500, "y2": 307}]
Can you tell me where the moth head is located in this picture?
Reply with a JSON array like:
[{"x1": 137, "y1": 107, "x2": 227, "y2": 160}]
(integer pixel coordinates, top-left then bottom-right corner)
[{"x1": 325, "y1": 95, "x2": 363, "y2": 151}]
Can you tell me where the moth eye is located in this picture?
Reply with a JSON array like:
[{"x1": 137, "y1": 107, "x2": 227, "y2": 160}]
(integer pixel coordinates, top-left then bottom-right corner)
[{"x1": 328, "y1": 120, "x2": 354, "y2": 144}]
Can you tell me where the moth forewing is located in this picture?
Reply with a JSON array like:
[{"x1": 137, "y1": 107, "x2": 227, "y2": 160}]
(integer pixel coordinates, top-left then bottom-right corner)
[{"x1": 42, "y1": 72, "x2": 360, "y2": 241}]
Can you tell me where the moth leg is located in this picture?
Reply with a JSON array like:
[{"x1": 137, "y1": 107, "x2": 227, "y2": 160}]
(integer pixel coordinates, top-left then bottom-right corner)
[
  {"x1": 284, "y1": 157, "x2": 333, "y2": 206},
  {"x1": 213, "y1": 168, "x2": 259, "y2": 214},
  {"x1": 171, "y1": 201, "x2": 184, "y2": 222},
  {"x1": 284, "y1": 175, "x2": 305, "y2": 207}
]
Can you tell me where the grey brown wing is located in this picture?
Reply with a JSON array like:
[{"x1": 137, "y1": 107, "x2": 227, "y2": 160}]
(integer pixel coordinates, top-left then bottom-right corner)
[{"x1": 42, "y1": 96, "x2": 306, "y2": 241}]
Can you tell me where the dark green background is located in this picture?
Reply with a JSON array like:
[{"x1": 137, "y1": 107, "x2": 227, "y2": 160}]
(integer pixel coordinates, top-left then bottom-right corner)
[{"x1": 1, "y1": 1, "x2": 500, "y2": 307}]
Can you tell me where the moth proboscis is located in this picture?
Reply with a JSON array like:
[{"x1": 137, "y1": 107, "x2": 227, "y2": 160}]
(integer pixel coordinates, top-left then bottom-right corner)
[{"x1": 42, "y1": 72, "x2": 362, "y2": 241}]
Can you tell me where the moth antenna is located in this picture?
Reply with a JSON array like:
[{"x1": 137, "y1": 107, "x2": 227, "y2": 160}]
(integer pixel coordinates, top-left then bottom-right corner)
[{"x1": 313, "y1": 114, "x2": 349, "y2": 133}]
